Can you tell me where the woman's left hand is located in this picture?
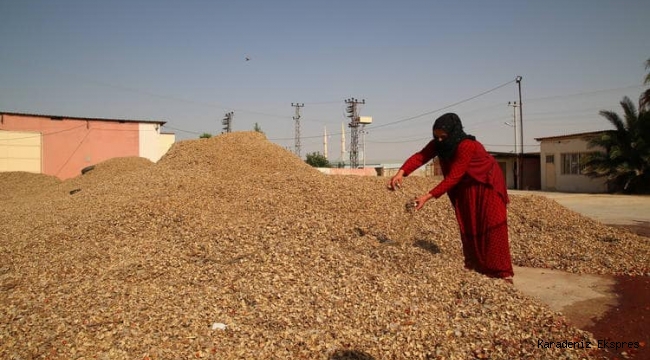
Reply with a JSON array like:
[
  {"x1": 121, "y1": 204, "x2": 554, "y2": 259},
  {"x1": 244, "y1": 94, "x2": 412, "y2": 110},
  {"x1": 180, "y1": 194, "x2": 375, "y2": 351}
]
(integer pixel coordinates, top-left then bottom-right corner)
[{"x1": 414, "y1": 193, "x2": 434, "y2": 211}]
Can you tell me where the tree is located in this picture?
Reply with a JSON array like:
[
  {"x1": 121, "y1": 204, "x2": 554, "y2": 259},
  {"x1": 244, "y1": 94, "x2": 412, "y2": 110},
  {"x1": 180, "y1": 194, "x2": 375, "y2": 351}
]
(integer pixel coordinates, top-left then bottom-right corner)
[
  {"x1": 305, "y1": 152, "x2": 331, "y2": 168},
  {"x1": 640, "y1": 57, "x2": 650, "y2": 112},
  {"x1": 199, "y1": 133, "x2": 212, "y2": 138},
  {"x1": 582, "y1": 97, "x2": 650, "y2": 193},
  {"x1": 253, "y1": 123, "x2": 264, "y2": 134}
]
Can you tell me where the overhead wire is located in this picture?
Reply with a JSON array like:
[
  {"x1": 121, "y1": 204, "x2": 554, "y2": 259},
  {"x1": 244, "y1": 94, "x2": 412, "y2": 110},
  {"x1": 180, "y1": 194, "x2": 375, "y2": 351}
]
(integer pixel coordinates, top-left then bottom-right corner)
[
  {"x1": 55, "y1": 128, "x2": 93, "y2": 176},
  {"x1": 268, "y1": 79, "x2": 517, "y2": 142},
  {"x1": 0, "y1": 124, "x2": 87, "y2": 141}
]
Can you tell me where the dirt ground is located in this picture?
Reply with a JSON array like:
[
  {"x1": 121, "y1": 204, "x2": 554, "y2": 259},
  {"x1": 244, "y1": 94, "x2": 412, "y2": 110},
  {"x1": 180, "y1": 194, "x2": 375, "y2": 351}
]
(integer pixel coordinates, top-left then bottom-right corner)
[{"x1": 511, "y1": 191, "x2": 650, "y2": 360}]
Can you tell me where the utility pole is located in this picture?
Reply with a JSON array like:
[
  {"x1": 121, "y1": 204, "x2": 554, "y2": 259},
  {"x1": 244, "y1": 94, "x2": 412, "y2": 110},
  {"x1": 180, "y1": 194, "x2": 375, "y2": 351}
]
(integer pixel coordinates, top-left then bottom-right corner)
[
  {"x1": 361, "y1": 126, "x2": 368, "y2": 168},
  {"x1": 222, "y1": 111, "x2": 233, "y2": 133},
  {"x1": 291, "y1": 103, "x2": 304, "y2": 158},
  {"x1": 323, "y1": 126, "x2": 328, "y2": 159},
  {"x1": 507, "y1": 101, "x2": 519, "y2": 190},
  {"x1": 345, "y1": 98, "x2": 365, "y2": 168},
  {"x1": 516, "y1": 76, "x2": 524, "y2": 190}
]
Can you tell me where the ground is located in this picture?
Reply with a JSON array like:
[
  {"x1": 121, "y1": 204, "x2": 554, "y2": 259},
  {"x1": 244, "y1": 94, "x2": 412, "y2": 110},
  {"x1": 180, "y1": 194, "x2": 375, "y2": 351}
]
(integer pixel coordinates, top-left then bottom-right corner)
[{"x1": 510, "y1": 191, "x2": 650, "y2": 360}]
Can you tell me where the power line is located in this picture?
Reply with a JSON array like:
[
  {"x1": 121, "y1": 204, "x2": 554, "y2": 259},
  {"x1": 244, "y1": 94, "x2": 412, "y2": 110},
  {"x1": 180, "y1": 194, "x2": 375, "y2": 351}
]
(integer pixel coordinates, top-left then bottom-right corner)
[
  {"x1": 365, "y1": 79, "x2": 516, "y2": 131},
  {"x1": 161, "y1": 125, "x2": 202, "y2": 135},
  {"x1": 0, "y1": 124, "x2": 87, "y2": 141},
  {"x1": 268, "y1": 79, "x2": 517, "y2": 142},
  {"x1": 55, "y1": 128, "x2": 93, "y2": 176},
  {"x1": 526, "y1": 84, "x2": 645, "y2": 102}
]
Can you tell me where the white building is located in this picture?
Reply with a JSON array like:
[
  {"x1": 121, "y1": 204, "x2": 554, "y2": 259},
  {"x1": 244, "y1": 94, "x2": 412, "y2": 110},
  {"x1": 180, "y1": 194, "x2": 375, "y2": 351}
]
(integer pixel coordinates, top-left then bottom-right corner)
[{"x1": 536, "y1": 131, "x2": 610, "y2": 193}]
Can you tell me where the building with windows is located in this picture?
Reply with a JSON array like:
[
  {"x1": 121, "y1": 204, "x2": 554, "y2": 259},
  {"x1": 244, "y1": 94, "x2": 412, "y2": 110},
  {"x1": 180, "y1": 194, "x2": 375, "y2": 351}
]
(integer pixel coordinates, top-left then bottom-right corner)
[
  {"x1": 535, "y1": 131, "x2": 610, "y2": 193},
  {"x1": 0, "y1": 112, "x2": 175, "y2": 180}
]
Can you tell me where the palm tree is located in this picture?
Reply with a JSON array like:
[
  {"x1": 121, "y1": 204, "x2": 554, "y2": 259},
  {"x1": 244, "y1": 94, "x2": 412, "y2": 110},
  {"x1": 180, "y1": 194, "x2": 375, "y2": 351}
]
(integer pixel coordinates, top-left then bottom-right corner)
[
  {"x1": 641, "y1": 58, "x2": 650, "y2": 112},
  {"x1": 582, "y1": 97, "x2": 650, "y2": 193}
]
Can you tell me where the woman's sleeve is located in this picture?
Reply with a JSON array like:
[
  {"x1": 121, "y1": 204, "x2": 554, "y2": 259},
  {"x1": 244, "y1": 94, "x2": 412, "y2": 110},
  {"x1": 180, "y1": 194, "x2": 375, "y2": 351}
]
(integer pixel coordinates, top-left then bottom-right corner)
[
  {"x1": 399, "y1": 140, "x2": 436, "y2": 176},
  {"x1": 428, "y1": 140, "x2": 475, "y2": 198}
]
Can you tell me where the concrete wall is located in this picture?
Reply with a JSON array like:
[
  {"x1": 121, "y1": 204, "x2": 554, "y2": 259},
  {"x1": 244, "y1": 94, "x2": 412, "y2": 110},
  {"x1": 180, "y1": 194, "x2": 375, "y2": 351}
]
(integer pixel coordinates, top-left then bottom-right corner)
[
  {"x1": 539, "y1": 137, "x2": 607, "y2": 193},
  {"x1": 492, "y1": 157, "x2": 516, "y2": 189},
  {"x1": 316, "y1": 167, "x2": 378, "y2": 176}
]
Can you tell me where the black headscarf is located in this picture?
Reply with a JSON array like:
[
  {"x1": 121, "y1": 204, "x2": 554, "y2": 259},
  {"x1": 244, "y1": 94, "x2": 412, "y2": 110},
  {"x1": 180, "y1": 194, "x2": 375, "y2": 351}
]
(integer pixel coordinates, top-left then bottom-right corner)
[{"x1": 432, "y1": 113, "x2": 476, "y2": 160}]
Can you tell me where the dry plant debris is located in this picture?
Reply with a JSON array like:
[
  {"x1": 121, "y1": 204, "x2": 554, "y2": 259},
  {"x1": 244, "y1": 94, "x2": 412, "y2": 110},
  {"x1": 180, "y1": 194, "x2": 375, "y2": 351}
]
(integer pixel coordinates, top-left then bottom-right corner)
[{"x1": 1, "y1": 131, "x2": 648, "y2": 359}]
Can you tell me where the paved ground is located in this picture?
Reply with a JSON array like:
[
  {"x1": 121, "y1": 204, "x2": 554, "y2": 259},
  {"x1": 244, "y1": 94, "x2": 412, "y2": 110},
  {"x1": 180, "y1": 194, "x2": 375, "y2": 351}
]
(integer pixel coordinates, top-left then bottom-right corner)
[
  {"x1": 510, "y1": 191, "x2": 649, "y2": 359},
  {"x1": 511, "y1": 190, "x2": 650, "y2": 225}
]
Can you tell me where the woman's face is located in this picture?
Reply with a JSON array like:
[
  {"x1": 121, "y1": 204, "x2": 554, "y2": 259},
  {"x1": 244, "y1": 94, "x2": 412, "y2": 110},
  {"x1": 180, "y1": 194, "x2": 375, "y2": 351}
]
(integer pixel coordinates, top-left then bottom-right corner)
[{"x1": 433, "y1": 129, "x2": 448, "y2": 141}]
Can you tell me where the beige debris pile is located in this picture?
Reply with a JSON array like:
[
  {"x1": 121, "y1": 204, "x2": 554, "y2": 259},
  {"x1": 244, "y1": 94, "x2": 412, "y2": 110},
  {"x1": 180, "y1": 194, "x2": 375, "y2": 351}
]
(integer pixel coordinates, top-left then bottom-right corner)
[{"x1": 1, "y1": 131, "x2": 647, "y2": 359}]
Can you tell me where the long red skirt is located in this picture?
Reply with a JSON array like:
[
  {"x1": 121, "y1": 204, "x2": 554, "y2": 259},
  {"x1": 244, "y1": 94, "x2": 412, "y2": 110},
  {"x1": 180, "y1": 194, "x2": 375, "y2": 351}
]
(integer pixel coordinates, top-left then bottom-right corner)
[{"x1": 449, "y1": 180, "x2": 514, "y2": 278}]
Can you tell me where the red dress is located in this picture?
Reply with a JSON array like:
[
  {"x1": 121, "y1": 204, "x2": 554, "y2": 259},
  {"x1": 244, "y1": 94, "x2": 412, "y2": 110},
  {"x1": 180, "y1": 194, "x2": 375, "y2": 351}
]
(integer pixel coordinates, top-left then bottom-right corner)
[{"x1": 400, "y1": 139, "x2": 514, "y2": 278}]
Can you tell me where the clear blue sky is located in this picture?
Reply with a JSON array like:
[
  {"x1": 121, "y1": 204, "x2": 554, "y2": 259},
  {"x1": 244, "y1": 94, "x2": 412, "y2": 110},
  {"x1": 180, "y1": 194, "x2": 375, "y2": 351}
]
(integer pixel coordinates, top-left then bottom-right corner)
[{"x1": 1, "y1": 0, "x2": 648, "y2": 164}]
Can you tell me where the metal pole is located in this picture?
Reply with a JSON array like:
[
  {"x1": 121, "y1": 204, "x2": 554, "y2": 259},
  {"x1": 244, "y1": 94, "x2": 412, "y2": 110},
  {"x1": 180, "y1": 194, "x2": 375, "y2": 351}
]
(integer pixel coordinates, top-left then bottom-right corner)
[
  {"x1": 512, "y1": 104, "x2": 517, "y2": 155},
  {"x1": 291, "y1": 103, "x2": 304, "y2": 158},
  {"x1": 507, "y1": 101, "x2": 518, "y2": 190},
  {"x1": 516, "y1": 76, "x2": 524, "y2": 190},
  {"x1": 362, "y1": 125, "x2": 366, "y2": 168}
]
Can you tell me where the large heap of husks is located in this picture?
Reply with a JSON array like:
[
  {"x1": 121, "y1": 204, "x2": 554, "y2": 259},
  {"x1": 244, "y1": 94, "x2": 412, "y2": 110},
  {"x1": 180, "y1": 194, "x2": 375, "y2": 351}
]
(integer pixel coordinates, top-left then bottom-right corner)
[{"x1": 1, "y1": 132, "x2": 648, "y2": 359}]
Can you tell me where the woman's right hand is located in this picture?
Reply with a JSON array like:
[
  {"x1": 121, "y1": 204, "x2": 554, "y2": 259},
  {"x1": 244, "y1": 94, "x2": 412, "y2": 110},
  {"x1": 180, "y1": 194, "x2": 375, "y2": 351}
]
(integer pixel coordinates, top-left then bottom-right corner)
[{"x1": 387, "y1": 170, "x2": 404, "y2": 191}]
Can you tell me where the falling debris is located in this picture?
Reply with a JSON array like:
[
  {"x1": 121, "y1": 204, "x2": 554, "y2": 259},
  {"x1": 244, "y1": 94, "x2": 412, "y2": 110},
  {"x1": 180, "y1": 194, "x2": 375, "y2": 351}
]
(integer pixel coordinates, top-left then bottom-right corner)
[{"x1": 0, "y1": 131, "x2": 647, "y2": 359}]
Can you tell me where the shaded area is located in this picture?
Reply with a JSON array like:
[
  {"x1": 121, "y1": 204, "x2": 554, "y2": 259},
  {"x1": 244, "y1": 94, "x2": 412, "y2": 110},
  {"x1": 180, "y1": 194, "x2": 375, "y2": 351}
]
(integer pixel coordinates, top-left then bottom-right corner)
[
  {"x1": 413, "y1": 239, "x2": 441, "y2": 254},
  {"x1": 329, "y1": 349, "x2": 376, "y2": 360},
  {"x1": 610, "y1": 221, "x2": 650, "y2": 238},
  {"x1": 584, "y1": 275, "x2": 650, "y2": 360}
]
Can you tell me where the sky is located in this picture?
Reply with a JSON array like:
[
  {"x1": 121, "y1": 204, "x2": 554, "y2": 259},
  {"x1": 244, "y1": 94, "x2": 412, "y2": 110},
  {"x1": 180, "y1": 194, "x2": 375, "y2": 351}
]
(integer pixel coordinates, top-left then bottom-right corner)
[{"x1": 1, "y1": 0, "x2": 649, "y2": 165}]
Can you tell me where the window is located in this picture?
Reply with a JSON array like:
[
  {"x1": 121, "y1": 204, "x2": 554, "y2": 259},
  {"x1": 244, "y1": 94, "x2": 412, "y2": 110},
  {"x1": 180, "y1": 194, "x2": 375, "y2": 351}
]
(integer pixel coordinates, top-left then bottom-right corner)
[
  {"x1": 561, "y1": 153, "x2": 590, "y2": 175},
  {"x1": 545, "y1": 155, "x2": 554, "y2": 164}
]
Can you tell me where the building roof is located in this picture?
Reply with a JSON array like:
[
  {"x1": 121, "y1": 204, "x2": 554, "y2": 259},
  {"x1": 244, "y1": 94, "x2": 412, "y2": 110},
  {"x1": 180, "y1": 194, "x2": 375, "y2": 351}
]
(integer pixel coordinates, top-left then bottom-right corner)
[
  {"x1": 489, "y1": 151, "x2": 540, "y2": 158},
  {"x1": 534, "y1": 130, "x2": 612, "y2": 142},
  {"x1": 0, "y1": 111, "x2": 166, "y2": 125}
]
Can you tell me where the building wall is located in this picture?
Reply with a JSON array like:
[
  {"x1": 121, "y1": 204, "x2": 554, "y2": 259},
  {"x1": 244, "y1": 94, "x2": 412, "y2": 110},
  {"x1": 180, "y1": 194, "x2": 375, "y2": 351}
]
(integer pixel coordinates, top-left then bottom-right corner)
[
  {"x1": 317, "y1": 168, "x2": 378, "y2": 176},
  {"x1": 1, "y1": 114, "x2": 139, "y2": 180},
  {"x1": 492, "y1": 157, "x2": 516, "y2": 189},
  {"x1": 138, "y1": 123, "x2": 175, "y2": 162},
  {"x1": 539, "y1": 137, "x2": 607, "y2": 193},
  {"x1": 0, "y1": 130, "x2": 42, "y2": 173},
  {"x1": 159, "y1": 133, "x2": 176, "y2": 160}
]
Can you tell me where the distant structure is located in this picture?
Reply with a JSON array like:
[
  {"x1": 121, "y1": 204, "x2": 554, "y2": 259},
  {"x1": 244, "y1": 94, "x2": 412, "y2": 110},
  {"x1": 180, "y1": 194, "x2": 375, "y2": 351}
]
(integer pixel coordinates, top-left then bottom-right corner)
[
  {"x1": 341, "y1": 122, "x2": 346, "y2": 160},
  {"x1": 345, "y1": 98, "x2": 365, "y2": 168},
  {"x1": 291, "y1": 103, "x2": 304, "y2": 158},
  {"x1": 222, "y1": 111, "x2": 233, "y2": 133},
  {"x1": 323, "y1": 126, "x2": 328, "y2": 159}
]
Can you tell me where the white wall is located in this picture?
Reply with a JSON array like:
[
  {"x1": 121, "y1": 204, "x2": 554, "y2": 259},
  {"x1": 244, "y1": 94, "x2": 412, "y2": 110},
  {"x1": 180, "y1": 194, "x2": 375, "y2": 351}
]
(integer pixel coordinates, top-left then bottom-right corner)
[
  {"x1": 0, "y1": 130, "x2": 42, "y2": 173},
  {"x1": 139, "y1": 124, "x2": 175, "y2": 162},
  {"x1": 539, "y1": 137, "x2": 607, "y2": 193}
]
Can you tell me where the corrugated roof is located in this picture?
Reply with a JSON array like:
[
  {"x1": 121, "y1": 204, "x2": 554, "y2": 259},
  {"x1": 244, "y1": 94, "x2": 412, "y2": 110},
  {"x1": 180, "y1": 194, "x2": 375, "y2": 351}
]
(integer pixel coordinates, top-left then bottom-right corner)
[
  {"x1": 535, "y1": 130, "x2": 612, "y2": 142},
  {"x1": 0, "y1": 111, "x2": 166, "y2": 125}
]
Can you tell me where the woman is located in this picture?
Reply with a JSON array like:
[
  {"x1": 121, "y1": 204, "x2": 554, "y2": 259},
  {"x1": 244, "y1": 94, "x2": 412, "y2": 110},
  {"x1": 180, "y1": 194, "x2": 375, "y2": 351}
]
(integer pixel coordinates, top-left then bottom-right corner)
[{"x1": 387, "y1": 113, "x2": 514, "y2": 281}]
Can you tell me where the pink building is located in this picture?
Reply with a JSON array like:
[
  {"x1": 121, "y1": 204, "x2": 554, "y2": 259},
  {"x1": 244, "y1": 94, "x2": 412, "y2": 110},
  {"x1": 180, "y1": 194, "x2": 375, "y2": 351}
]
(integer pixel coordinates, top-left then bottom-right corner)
[{"x1": 0, "y1": 112, "x2": 175, "y2": 180}]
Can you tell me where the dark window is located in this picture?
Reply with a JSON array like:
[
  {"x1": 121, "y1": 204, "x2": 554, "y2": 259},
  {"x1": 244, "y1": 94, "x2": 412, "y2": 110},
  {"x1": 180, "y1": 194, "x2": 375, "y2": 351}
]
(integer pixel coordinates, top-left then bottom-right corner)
[
  {"x1": 561, "y1": 153, "x2": 589, "y2": 175},
  {"x1": 545, "y1": 155, "x2": 554, "y2": 164}
]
